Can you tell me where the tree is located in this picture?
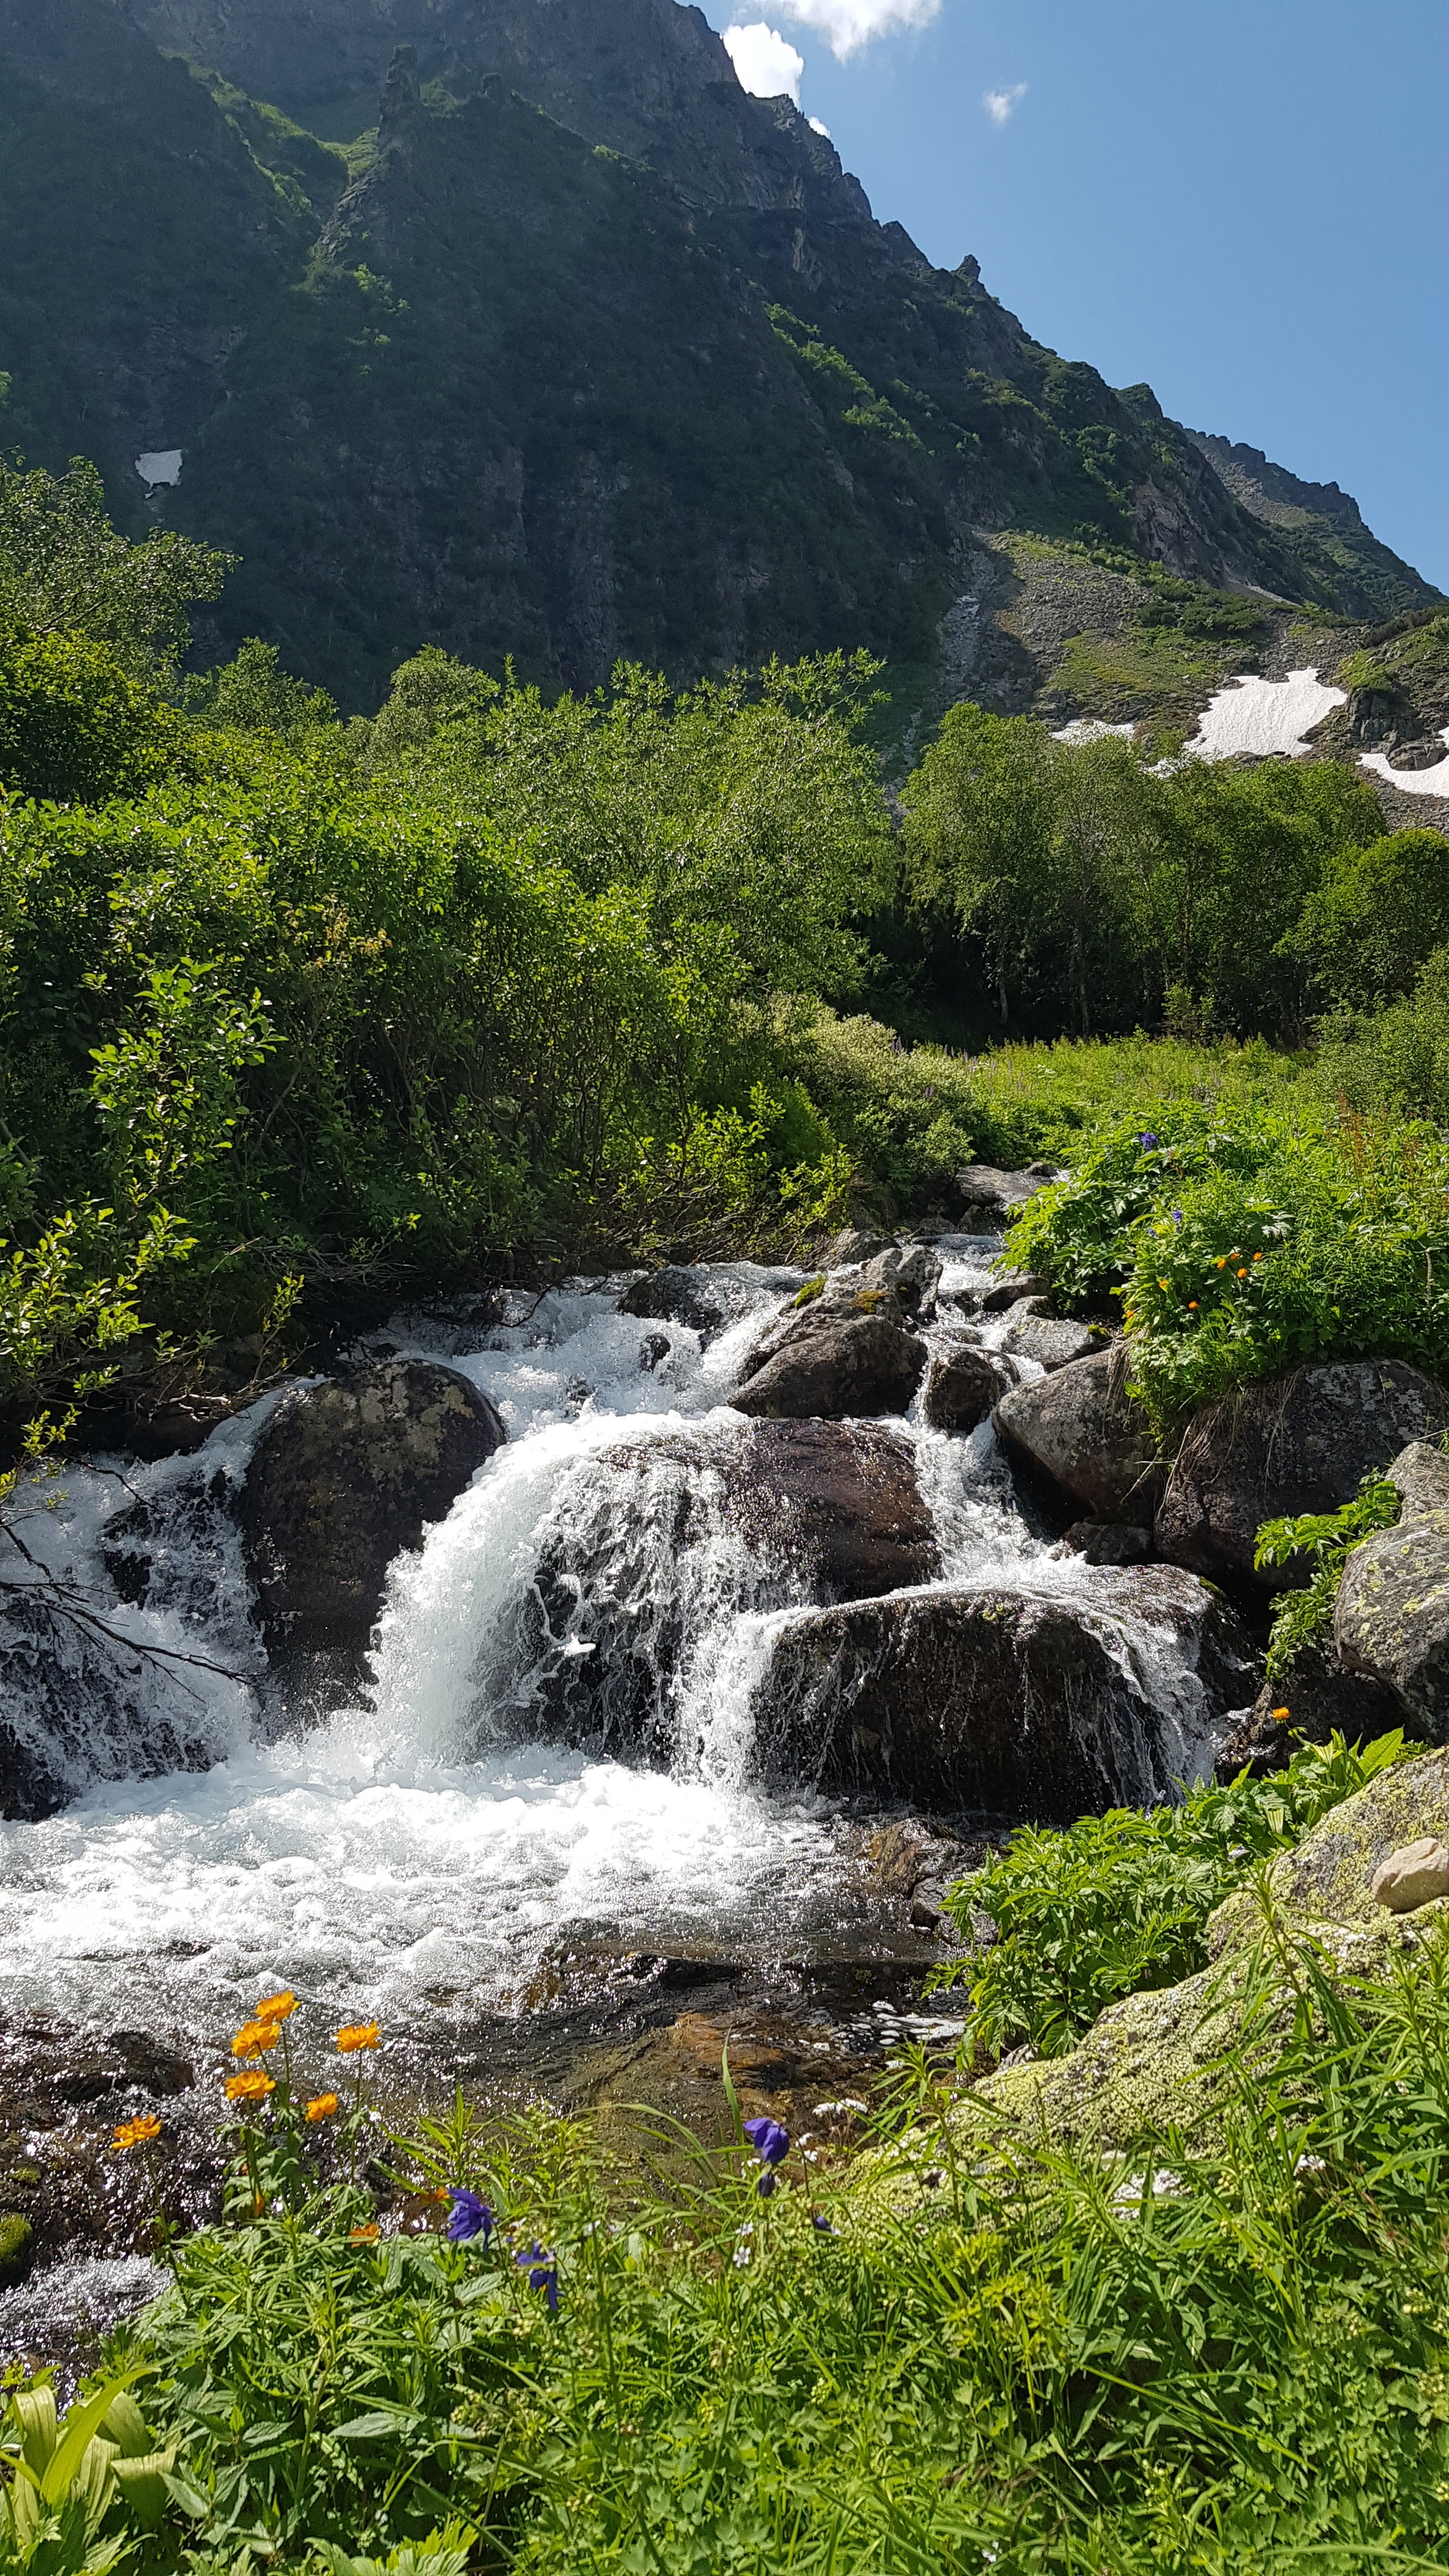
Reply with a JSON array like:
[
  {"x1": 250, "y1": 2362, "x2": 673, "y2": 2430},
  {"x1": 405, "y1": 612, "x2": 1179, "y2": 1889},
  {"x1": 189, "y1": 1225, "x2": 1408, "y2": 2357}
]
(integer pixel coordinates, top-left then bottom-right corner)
[{"x1": 0, "y1": 456, "x2": 230, "y2": 684}]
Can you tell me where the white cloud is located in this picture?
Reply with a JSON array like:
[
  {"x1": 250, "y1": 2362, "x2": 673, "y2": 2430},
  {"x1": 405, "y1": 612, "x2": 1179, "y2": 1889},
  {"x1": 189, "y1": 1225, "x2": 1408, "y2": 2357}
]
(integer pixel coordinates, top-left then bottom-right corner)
[
  {"x1": 774, "y1": 0, "x2": 940, "y2": 59},
  {"x1": 722, "y1": 22, "x2": 805, "y2": 101},
  {"x1": 808, "y1": 115, "x2": 832, "y2": 136},
  {"x1": 983, "y1": 81, "x2": 1027, "y2": 125}
]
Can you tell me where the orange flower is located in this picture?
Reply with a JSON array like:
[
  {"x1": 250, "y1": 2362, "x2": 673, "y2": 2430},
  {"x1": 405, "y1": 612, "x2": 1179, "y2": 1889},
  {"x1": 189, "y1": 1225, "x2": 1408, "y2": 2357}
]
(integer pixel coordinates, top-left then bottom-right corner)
[
  {"x1": 232, "y1": 2020, "x2": 279, "y2": 2060},
  {"x1": 1187, "y1": 1301, "x2": 1198, "y2": 1311},
  {"x1": 226, "y1": 2069, "x2": 276, "y2": 2103},
  {"x1": 1158, "y1": 1277, "x2": 1169, "y2": 1291},
  {"x1": 1236, "y1": 1267, "x2": 1248, "y2": 1279},
  {"x1": 304, "y1": 2093, "x2": 340, "y2": 2122},
  {"x1": 1252, "y1": 1252, "x2": 1263, "y2": 1262},
  {"x1": 350, "y1": 2222, "x2": 380, "y2": 2243},
  {"x1": 1215, "y1": 1257, "x2": 1228, "y2": 1269},
  {"x1": 336, "y1": 2022, "x2": 381, "y2": 2055},
  {"x1": 112, "y1": 2115, "x2": 163, "y2": 2152},
  {"x1": 1271, "y1": 1706, "x2": 1290, "y2": 1721},
  {"x1": 256, "y1": 1989, "x2": 298, "y2": 2023}
]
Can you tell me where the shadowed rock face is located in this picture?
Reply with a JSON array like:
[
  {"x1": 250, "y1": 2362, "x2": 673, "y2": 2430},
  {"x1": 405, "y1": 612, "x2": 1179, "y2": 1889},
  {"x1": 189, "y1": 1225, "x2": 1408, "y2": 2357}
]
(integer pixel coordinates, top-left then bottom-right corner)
[
  {"x1": 239, "y1": 1361, "x2": 505, "y2": 1651},
  {"x1": 994, "y1": 1350, "x2": 1160, "y2": 1525},
  {"x1": 750, "y1": 1568, "x2": 1256, "y2": 1820},
  {"x1": 1156, "y1": 1361, "x2": 1449, "y2": 1587}
]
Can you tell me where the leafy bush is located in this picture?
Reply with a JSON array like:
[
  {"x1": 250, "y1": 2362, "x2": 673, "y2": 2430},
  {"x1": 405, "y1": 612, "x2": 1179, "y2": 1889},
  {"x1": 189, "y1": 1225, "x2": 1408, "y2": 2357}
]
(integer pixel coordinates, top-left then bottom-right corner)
[
  {"x1": 0, "y1": 627, "x2": 179, "y2": 802},
  {"x1": 1288, "y1": 826, "x2": 1449, "y2": 1010},
  {"x1": 1008, "y1": 1103, "x2": 1449, "y2": 1424},
  {"x1": 1256, "y1": 1477, "x2": 1402, "y2": 1678},
  {"x1": 934, "y1": 1731, "x2": 1411, "y2": 2056}
]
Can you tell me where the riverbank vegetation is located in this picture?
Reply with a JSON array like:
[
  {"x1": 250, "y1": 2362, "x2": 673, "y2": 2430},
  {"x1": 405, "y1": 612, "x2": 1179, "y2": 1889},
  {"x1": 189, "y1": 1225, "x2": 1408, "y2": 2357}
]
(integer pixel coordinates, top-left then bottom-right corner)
[
  {"x1": 3, "y1": 456, "x2": 1449, "y2": 1440},
  {"x1": 11, "y1": 1787, "x2": 1449, "y2": 2575}
]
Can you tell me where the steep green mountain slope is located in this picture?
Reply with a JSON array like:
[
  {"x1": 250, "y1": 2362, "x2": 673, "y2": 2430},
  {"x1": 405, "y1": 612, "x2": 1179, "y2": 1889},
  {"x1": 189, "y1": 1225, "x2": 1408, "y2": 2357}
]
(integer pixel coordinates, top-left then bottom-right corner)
[{"x1": 0, "y1": 0, "x2": 1438, "y2": 708}]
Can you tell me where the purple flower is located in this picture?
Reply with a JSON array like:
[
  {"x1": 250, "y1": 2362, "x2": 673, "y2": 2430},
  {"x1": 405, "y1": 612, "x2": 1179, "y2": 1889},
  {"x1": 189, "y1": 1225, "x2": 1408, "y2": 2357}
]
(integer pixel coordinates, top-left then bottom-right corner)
[
  {"x1": 744, "y1": 2116, "x2": 790, "y2": 2195},
  {"x1": 446, "y1": 2187, "x2": 493, "y2": 2245},
  {"x1": 516, "y1": 2241, "x2": 560, "y2": 2312},
  {"x1": 811, "y1": 2212, "x2": 837, "y2": 2235},
  {"x1": 1137, "y1": 1131, "x2": 1160, "y2": 1151},
  {"x1": 1172, "y1": 1207, "x2": 1184, "y2": 1228}
]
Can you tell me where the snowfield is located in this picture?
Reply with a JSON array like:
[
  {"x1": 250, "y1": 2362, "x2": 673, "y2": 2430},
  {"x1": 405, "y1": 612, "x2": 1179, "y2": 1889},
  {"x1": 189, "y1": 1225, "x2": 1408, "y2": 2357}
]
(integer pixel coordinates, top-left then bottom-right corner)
[
  {"x1": 1359, "y1": 730, "x2": 1449, "y2": 799},
  {"x1": 1185, "y1": 668, "x2": 1346, "y2": 761}
]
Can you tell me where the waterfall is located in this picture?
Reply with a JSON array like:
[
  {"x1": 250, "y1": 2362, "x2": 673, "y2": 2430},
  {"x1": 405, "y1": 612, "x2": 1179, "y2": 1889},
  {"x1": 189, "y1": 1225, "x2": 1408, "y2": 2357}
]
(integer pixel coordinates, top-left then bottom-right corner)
[{"x1": 0, "y1": 1249, "x2": 1241, "y2": 2039}]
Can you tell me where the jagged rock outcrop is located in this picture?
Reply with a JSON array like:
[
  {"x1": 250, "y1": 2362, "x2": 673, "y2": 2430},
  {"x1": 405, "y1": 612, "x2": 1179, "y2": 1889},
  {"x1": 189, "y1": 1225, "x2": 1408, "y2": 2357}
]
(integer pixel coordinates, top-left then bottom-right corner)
[
  {"x1": 1156, "y1": 1362, "x2": 1449, "y2": 1587},
  {"x1": 994, "y1": 1350, "x2": 1161, "y2": 1525},
  {"x1": 239, "y1": 1361, "x2": 506, "y2": 1651},
  {"x1": 751, "y1": 1566, "x2": 1254, "y2": 1818}
]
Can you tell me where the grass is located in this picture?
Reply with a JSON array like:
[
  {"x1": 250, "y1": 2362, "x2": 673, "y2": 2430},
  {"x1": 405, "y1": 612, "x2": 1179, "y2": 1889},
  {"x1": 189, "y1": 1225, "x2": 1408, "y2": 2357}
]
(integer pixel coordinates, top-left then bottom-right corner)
[{"x1": 7, "y1": 1871, "x2": 1445, "y2": 2572}]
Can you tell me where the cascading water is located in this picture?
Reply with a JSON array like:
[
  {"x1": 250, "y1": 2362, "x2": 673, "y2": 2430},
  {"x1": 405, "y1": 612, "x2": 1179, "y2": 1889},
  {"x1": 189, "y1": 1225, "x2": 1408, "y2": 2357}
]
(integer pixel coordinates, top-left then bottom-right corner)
[{"x1": 0, "y1": 1244, "x2": 1237, "y2": 2046}]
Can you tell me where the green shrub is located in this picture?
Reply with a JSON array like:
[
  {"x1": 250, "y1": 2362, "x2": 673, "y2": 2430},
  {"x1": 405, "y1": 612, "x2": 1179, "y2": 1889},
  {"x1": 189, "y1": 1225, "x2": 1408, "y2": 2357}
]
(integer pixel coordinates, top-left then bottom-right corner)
[
  {"x1": 1288, "y1": 826, "x2": 1449, "y2": 1009},
  {"x1": 934, "y1": 1731, "x2": 1411, "y2": 2056},
  {"x1": 1008, "y1": 1103, "x2": 1449, "y2": 1425},
  {"x1": 0, "y1": 626, "x2": 179, "y2": 802},
  {"x1": 1256, "y1": 1477, "x2": 1402, "y2": 1678}
]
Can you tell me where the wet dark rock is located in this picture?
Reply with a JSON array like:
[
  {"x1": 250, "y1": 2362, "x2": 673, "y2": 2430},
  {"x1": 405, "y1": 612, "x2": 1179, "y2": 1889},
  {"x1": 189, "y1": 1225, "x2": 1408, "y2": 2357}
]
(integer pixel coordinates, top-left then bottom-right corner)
[
  {"x1": 1214, "y1": 1644, "x2": 1411, "y2": 1781},
  {"x1": 0, "y1": 1588, "x2": 224, "y2": 1823},
  {"x1": 637, "y1": 1332, "x2": 671, "y2": 1372},
  {"x1": 1001, "y1": 1311, "x2": 1103, "y2": 1370},
  {"x1": 729, "y1": 1283, "x2": 928, "y2": 1421},
  {"x1": 955, "y1": 1167, "x2": 1059, "y2": 1231},
  {"x1": 994, "y1": 1349, "x2": 1162, "y2": 1526},
  {"x1": 979, "y1": 1269, "x2": 1051, "y2": 1312},
  {"x1": 856, "y1": 1242, "x2": 941, "y2": 1320},
  {"x1": 752, "y1": 1567, "x2": 1256, "y2": 1819},
  {"x1": 922, "y1": 1346, "x2": 1010, "y2": 1434},
  {"x1": 239, "y1": 1360, "x2": 506, "y2": 1651},
  {"x1": 1060, "y1": 1520, "x2": 1153, "y2": 1566},
  {"x1": 1156, "y1": 1361, "x2": 1449, "y2": 1588},
  {"x1": 521, "y1": 1418, "x2": 937, "y2": 1757},
  {"x1": 827, "y1": 1228, "x2": 894, "y2": 1264},
  {"x1": 618, "y1": 1264, "x2": 798, "y2": 1345},
  {"x1": 858, "y1": 1817, "x2": 971, "y2": 1898}
]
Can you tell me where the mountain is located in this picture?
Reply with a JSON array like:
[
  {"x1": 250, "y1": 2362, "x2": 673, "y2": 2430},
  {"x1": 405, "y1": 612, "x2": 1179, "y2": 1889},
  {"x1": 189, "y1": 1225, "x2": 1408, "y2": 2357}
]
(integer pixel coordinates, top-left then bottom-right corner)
[{"x1": 0, "y1": 0, "x2": 1439, "y2": 710}]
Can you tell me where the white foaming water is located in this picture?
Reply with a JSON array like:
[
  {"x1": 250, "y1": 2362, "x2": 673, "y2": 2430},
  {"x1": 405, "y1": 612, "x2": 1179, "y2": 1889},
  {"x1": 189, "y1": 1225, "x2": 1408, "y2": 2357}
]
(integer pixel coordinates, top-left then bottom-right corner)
[{"x1": 0, "y1": 1252, "x2": 1220, "y2": 2040}]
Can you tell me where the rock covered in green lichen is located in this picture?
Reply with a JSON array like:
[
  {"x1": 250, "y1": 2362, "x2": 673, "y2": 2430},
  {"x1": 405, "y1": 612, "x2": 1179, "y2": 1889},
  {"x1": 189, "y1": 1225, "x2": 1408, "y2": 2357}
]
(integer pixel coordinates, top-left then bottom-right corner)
[
  {"x1": 0, "y1": 2211, "x2": 34, "y2": 2287},
  {"x1": 1336, "y1": 1444, "x2": 1449, "y2": 1731}
]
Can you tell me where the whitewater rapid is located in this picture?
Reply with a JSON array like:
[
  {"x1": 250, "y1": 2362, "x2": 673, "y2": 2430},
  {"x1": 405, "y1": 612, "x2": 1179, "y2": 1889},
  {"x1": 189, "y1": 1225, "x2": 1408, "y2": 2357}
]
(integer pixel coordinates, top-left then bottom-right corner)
[{"x1": 0, "y1": 1248, "x2": 1215, "y2": 2043}]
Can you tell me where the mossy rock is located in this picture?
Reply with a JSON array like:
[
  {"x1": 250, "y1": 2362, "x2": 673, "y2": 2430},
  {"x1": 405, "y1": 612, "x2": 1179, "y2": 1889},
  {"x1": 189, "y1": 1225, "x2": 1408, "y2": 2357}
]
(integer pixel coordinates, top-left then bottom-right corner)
[
  {"x1": 967, "y1": 1748, "x2": 1449, "y2": 2159},
  {"x1": 0, "y1": 2211, "x2": 34, "y2": 2287}
]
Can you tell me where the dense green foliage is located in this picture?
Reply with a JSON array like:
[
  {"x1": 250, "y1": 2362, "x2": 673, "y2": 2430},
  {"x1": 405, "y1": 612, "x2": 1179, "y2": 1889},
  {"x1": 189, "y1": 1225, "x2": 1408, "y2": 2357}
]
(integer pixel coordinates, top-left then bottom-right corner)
[
  {"x1": 935, "y1": 1732, "x2": 1410, "y2": 2055},
  {"x1": 1007, "y1": 1106, "x2": 1449, "y2": 1426},
  {"x1": 1257, "y1": 1479, "x2": 1404, "y2": 1678}
]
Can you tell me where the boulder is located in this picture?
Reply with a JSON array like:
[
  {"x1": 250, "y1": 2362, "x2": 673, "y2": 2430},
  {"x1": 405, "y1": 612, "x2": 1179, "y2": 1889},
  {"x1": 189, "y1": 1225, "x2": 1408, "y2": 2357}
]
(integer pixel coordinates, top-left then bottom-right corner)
[
  {"x1": 1335, "y1": 1509, "x2": 1449, "y2": 1737},
  {"x1": 751, "y1": 1566, "x2": 1255, "y2": 1819},
  {"x1": 1060, "y1": 1520, "x2": 1153, "y2": 1566},
  {"x1": 1001, "y1": 1312, "x2": 1104, "y2": 1371},
  {"x1": 955, "y1": 1166, "x2": 1060, "y2": 1232},
  {"x1": 857, "y1": 1242, "x2": 941, "y2": 1319},
  {"x1": 1372, "y1": 1837, "x2": 1449, "y2": 1912},
  {"x1": 923, "y1": 1346, "x2": 1010, "y2": 1435},
  {"x1": 1155, "y1": 1360, "x2": 1449, "y2": 1587},
  {"x1": 979, "y1": 1269, "x2": 1051, "y2": 1312},
  {"x1": 520, "y1": 1418, "x2": 937, "y2": 1757},
  {"x1": 729, "y1": 1285, "x2": 928, "y2": 1421},
  {"x1": 618, "y1": 1264, "x2": 798, "y2": 1345},
  {"x1": 827, "y1": 1228, "x2": 894, "y2": 1265},
  {"x1": 239, "y1": 1360, "x2": 506, "y2": 1651},
  {"x1": 974, "y1": 1745, "x2": 1449, "y2": 2156},
  {"x1": 993, "y1": 1348, "x2": 1161, "y2": 1525}
]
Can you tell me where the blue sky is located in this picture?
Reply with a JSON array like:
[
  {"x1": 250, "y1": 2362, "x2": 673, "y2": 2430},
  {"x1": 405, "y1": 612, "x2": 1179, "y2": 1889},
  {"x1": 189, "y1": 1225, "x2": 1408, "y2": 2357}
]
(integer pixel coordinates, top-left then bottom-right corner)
[{"x1": 700, "y1": 0, "x2": 1449, "y2": 594}]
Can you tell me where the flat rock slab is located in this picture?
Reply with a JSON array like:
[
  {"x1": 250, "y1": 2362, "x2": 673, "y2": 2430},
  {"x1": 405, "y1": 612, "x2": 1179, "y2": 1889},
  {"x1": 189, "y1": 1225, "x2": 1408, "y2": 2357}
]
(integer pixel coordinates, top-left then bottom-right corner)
[
  {"x1": 751, "y1": 1566, "x2": 1254, "y2": 1820},
  {"x1": 240, "y1": 1360, "x2": 505, "y2": 1651},
  {"x1": 1002, "y1": 1312, "x2": 1103, "y2": 1371},
  {"x1": 994, "y1": 1348, "x2": 1160, "y2": 1524}
]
